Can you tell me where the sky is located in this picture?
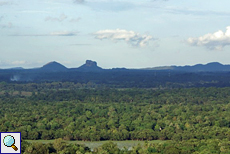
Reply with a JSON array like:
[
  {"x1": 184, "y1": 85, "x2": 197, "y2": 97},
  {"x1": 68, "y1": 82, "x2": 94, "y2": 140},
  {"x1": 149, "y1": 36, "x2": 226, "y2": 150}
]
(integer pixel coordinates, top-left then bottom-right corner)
[{"x1": 0, "y1": 0, "x2": 230, "y2": 69}]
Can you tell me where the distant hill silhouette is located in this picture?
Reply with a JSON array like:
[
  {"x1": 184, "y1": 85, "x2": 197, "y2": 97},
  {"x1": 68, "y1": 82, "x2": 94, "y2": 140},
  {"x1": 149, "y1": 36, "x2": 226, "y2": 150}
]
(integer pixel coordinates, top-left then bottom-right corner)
[
  {"x1": 173, "y1": 62, "x2": 230, "y2": 72},
  {"x1": 40, "y1": 61, "x2": 68, "y2": 72},
  {"x1": 1, "y1": 61, "x2": 230, "y2": 72},
  {"x1": 142, "y1": 62, "x2": 230, "y2": 72},
  {"x1": 1, "y1": 60, "x2": 230, "y2": 85},
  {"x1": 75, "y1": 60, "x2": 103, "y2": 72}
]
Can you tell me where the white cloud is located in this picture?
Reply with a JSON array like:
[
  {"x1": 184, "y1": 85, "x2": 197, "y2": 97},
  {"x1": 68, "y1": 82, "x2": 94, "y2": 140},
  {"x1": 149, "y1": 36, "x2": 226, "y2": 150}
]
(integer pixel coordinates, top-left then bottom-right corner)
[
  {"x1": 45, "y1": 14, "x2": 67, "y2": 22},
  {"x1": 93, "y1": 29, "x2": 154, "y2": 47},
  {"x1": 187, "y1": 26, "x2": 230, "y2": 50},
  {"x1": 50, "y1": 31, "x2": 78, "y2": 36}
]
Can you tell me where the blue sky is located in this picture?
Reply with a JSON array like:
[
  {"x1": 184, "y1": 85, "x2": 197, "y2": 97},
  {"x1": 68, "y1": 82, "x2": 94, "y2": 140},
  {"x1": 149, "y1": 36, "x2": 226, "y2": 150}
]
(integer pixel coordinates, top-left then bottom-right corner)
[{"x1": 0, "y1": 0, "x2": 230, "y2": 68}]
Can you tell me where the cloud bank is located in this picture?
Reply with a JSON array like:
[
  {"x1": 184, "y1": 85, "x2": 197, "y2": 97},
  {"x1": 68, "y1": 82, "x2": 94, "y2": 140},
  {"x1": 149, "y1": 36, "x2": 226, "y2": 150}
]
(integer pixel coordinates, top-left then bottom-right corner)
[
  {"x1": 187, "y1": 26, "x2": 230, "y2": 50},
  {"x1": 94, "y1": 29, "x2": 154, "y2": 47}
]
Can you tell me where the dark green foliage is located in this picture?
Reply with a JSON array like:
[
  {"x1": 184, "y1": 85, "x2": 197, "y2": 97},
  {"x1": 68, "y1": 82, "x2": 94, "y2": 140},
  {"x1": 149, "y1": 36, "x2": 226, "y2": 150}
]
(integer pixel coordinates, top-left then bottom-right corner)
[
  {"x1": 21, "y1": 139, "x2": 230, "y2": 153},
  {"x1": 21, "y1": 139, "x2": 91, "y2": 154},
  {"x1": 2, "y1": 86, "x2": 230, "y2": 142},
  {"x1": 23, "y1": 142, "x2": 50, "y2": 154},
  {"x1": 98, "y1": 142, "x2": 120, "y2": 154},
  {"x1": 2, "y1": 83, "x2": 230, "y2": 153}
]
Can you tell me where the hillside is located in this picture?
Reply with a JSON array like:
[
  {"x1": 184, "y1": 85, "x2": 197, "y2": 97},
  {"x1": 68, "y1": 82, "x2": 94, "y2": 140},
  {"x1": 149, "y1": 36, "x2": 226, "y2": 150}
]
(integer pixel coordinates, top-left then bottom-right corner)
[{"x1": 40, "y1": 61, "x2": 68, "y2": 72}]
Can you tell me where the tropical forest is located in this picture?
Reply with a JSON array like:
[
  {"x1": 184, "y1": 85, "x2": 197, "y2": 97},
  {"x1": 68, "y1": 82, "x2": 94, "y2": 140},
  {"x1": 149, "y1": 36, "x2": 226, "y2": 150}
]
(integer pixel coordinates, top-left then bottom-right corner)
[{"x1": 1, "y1": 81, "x2": 230, "y2": 153}]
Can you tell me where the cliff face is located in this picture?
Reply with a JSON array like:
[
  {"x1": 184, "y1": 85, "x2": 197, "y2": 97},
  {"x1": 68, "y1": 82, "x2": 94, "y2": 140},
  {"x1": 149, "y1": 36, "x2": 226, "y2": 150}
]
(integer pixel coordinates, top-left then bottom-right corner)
[
  {"x1": 77, "y1": 60, "x2": 103, "y2": 71},
  {"x1": 85, "y1": 60, "x2": 97, "y2": 67}
]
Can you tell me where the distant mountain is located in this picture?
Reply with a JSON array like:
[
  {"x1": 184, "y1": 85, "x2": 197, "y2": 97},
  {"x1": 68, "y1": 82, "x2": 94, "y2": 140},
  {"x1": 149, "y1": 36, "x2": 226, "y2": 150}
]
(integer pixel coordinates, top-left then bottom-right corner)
[
  {"x1": 174, "y1": 62, "x2": 230, "y2": 72},
  {"x1": 142, "y1": 62, "x2": 230, "y2": 72},
  {"x1": 75, "y1": 60, "x2": 103, "y2": 71},
  {"x1": 2, "y1": 60, "x2": 230, "y2": 84},
  {"x1": 1, "y1": 61, "x2": 230, "y2": 73},
  {"x1": 40, "y1": 61, "x2": 68, "y2": 72}
]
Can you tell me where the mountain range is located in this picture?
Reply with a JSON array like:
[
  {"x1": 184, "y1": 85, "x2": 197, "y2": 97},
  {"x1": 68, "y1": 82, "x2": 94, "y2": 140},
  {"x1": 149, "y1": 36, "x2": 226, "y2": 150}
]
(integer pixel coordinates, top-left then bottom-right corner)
[
  {"x1": 3, "y1": 60, "x2": 230, "y2": 72},
  {"x1": 142, "y1": 62, "x2": 230, "y2": 72}
]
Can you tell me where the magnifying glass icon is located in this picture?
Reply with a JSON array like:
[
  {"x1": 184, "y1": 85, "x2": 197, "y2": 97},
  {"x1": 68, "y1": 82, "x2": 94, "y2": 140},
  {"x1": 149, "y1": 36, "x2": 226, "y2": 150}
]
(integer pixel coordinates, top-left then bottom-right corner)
[{"x1": 3, "y1": 135, "x2": 18, "y2": 151}]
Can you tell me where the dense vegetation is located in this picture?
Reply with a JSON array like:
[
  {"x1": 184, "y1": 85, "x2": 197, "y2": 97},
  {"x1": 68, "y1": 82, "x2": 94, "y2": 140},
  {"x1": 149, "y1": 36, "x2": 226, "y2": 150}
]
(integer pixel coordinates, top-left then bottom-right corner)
[
  {"x1": 2, "y1": 82, "x2": 230, "y2": 153},
  {"x1": 21, "y1": 139, "x2": 230, "y2": 153}
]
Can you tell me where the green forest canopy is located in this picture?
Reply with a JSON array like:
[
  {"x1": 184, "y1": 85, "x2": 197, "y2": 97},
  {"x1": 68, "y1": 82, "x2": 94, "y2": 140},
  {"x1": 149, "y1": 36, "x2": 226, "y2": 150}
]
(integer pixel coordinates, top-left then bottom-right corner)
[{"x1": 1, "y1": 83, "x2": 230, "y2": 153}]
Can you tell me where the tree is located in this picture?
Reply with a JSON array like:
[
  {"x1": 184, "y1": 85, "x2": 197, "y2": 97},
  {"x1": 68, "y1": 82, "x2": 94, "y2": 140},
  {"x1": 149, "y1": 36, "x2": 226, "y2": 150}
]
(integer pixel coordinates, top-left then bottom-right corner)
[
  {"x1": 98, "y1": 142, "x2": 120, "y2": 154},
  {"x1": 23, "y1": 142, "x2": 49, "y2": 154},
  {"x1": 53, "y1": 138, "x2": 66, "y2": 153}
]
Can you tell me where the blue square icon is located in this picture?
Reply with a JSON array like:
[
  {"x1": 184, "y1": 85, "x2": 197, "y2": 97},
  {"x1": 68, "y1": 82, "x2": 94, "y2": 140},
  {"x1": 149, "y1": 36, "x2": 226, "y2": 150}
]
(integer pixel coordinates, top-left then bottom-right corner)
[{"x1": 0, "y1": 132, "x2": 21, "y2": 154}]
